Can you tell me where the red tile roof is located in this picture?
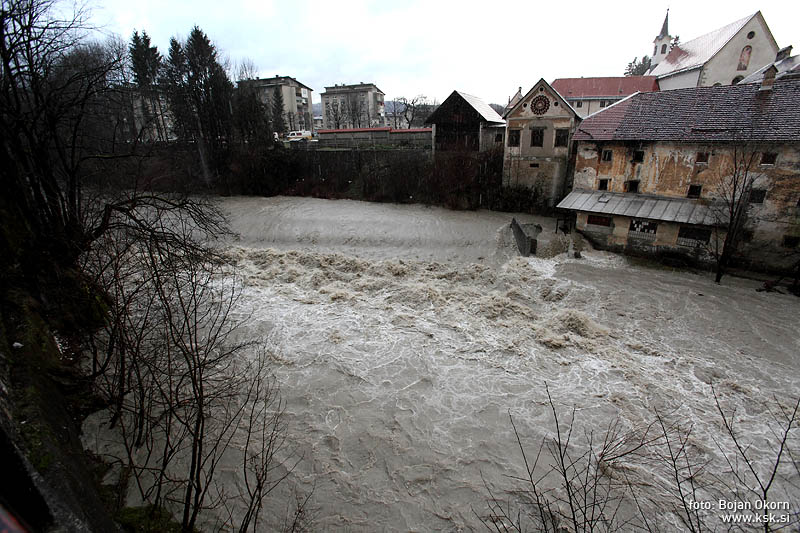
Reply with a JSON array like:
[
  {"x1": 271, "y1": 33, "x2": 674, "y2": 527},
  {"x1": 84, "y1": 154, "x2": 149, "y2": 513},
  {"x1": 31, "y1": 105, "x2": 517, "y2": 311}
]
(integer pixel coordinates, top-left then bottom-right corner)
[
  {"x1": 550, "y1": 77, "x2": 659, "y2": 98},
  {"x1": 390, "y1": 128, "x2": 432, "y2": 133},
  {"x1": 573, "y1": 78, "x2": 800, "y2": 142}
]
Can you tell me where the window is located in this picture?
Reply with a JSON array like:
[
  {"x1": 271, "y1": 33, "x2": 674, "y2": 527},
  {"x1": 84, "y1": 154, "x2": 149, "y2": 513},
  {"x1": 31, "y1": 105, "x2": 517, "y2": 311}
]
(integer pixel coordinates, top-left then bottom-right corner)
[
  {"x1": 632, "y1": 150, "x2": 645, "y2": 163},
  {"x1": 494, "y1": 133, "x2": 503, "y2": 143},
  {"x1": 587, "y1": 215, "x2": 612, "y2": 227},
  {"x1": 783, "y1": 235, "x2": 800, "y2": 248},
  {"x1": 529, "y1": 163, "x2": 540, "y2": 168},
  {"x1": 601, "y1": 149, "x2": 613, "y2": 162},
  {"x1": 749, "y1": 188, "x2": 766, "y2": 203},
  {"x1": 576, "y1": 101, "x2": 583, "y2": 108},
  {"x1": 687, "y1": 185, "x2": 702, "y2": 198},
  {"x1": 747, "y1": 31, "x2": 755, "y2": 39},
  {"x1": 738, "y1": 45, "x2": 752, "y2": 71},
  {"x1": 677, "y1": 226, "x2": 712, "y2": 245},
  {"x1": 597, "y1": 179, "x2": 609, "y2": 191},
  {"x1": 732, "y1": 75, "x2": 744, "y2": 85},
  {"x1": 696, "y1": 152, "x2": 709, "y2": 163},
  {"x1": 625, "y1": 180, "x2": 640, "y2": 193},
  {"x1": 554, "y1": 129, "x2": 569, "y2": 147},
  {"x1": 653, "y1": 45, "x2": 657, "y2": 56},
  {"x1": 629, "y1": 219, "x2": 658, "y2": 240},
  {"x1": 661, "y1": 44, "x2": 668, "y2": 54},
  {"x1": 530, "y1": 127, "x2": 544, "y2": 147},
  {"x1": 508, "y1": 129, "x2": 521, "y2": 147},
  {"x1": 761, "y1": 152, "x2": 777, "y2": 165},
  {"x1": 600, "y1": 100, "x2": 608, "y2": 108}
]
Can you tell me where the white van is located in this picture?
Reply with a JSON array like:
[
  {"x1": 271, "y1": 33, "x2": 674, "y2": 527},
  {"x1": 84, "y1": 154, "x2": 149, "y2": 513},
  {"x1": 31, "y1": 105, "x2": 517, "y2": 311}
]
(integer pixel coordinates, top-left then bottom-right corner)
[{"x1": 286, "y1": 130, "x2": 312, "y2": 141}]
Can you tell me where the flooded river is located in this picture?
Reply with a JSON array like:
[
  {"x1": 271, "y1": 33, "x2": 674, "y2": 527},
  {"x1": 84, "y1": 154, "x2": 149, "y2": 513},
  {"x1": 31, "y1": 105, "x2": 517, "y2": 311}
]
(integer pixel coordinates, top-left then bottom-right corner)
[{"x1": 88, "y1": 196, "x2": 800, "y2": 530}]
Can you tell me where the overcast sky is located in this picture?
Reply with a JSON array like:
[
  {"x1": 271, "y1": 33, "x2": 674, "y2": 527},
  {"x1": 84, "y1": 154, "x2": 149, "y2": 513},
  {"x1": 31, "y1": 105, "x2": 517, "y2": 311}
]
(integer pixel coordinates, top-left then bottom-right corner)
[{"x1": 88, "y1": 0, "x2": 798, "y2": 106}]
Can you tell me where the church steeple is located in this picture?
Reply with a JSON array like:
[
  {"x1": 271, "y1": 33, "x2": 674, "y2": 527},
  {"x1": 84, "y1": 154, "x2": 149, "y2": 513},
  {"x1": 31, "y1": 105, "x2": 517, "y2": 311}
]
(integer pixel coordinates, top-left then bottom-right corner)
[
  {"x1": 651, "y1": 9, "x2": 673, "y2": 69},
  {"x1": 658, "y1": 9, "x2": 669, "y2": 39}
]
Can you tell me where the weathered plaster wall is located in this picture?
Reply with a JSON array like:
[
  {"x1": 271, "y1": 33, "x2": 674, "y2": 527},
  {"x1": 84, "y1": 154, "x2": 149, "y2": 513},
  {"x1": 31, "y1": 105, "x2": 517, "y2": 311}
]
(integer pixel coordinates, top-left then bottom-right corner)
[
  {"x1": 572, "y1": 140, "x2": 800, "y2": 269},
  {"x1": 503, "y1": 81, "x2": 579, "y2": 206}
]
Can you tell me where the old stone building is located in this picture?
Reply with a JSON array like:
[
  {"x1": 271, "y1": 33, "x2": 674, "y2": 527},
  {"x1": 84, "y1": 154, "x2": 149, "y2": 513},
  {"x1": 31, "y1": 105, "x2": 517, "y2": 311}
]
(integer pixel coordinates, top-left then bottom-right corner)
[
  {"x1": 424, "y1": 90, "x2": 505, "y2": 153},
  {"x1": 648, "y1": 11, "x2": 780, "y2": 89},
  {"x1": 320, "y1": 82, "x2": 386, "y2": 129},
  {"x1": 558, "y1": 77, "x2": 800, "y2": 271},
  {"x1": 502, "y1": 79, "x2": 581, "y2": 207},
  {"x1": 550, "y1": 77, "x2": 659, "y2": 118}
]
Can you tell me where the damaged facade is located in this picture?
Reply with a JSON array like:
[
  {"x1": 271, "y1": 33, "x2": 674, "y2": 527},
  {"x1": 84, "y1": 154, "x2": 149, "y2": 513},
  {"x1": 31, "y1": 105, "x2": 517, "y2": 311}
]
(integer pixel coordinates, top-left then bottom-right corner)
[
  {"x1": 425, "y1": 90, "x2": 505, "y2": 153},
  {"x1": 558, "y1": 77, "x2": 800, "y2": 272},
  {"x1": 502, "y1": 79, "x2": 581, "y2": 208}
]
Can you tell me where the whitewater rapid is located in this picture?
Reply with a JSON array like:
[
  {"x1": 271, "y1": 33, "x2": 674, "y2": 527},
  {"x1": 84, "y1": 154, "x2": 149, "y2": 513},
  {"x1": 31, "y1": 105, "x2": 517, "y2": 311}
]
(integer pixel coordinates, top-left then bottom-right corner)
[{"x1": 86, "y1": 196, "x2": 800, "y2": 530}]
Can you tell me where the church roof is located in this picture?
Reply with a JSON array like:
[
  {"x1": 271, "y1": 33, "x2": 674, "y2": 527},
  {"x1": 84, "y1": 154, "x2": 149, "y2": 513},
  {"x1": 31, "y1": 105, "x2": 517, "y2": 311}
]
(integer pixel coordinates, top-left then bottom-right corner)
[
  {"x1": 649, "y1": 12, "x2": 757, "y2": 78},
  {"x1": 551, "y1": 77, "x2": 659, "y2": 99},
  {"x1": 573, "y1": 78, "x2": 800, "y2": 143}
]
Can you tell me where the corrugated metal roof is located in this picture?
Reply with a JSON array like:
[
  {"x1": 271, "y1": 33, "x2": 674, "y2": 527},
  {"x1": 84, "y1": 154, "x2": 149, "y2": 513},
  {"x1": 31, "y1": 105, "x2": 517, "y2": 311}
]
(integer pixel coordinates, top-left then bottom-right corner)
[
  {"x1": 455, "y1": 91, "x2": 505, "y2": 124},
  {"x1": 557, "y1": 190, "x2": 724, "y2": 226},
  {"x1": 649, "y1": 13, "x2": 755, "y2": 78}
]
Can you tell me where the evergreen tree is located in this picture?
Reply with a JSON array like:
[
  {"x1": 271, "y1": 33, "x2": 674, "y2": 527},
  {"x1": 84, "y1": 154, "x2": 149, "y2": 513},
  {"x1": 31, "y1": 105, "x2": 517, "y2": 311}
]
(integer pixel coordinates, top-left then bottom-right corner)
[
  {"x1": 129, "y1": 30, "x2": 167, "y2": 140},
  {"x1": 624, "y1": 56, "x2": 652, "y2": 76},
  {"x1": 272, "y1": 86, "x2": 286, "y2": 134}
]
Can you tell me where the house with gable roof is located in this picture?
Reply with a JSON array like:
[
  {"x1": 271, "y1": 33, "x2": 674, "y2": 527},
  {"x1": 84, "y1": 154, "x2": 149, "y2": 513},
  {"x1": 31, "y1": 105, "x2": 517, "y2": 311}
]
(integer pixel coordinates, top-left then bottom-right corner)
[
  {"x1": 557, "y1": 76, "x2": 800, "y2": 271},
  {"x1": 424, "y1": 90, "x2": 506, "y2": 153},
  {"x1": 648, "y1": 10, "x2": 779, "y2": 89},
  {"x1": 502, "y1": 78, "x2": 582, "y2": 207},
  {"x1": 551, "y1": 77, "x2": 659, "y2": 118}
]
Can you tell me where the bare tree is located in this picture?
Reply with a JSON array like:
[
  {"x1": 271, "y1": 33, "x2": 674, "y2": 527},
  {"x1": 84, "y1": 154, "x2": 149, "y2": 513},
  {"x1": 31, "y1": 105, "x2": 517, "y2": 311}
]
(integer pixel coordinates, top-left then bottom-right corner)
[
  {"x1": 708, "y1": 141, "x2": 762, "y2": 283},
  {"x1": 325, "y1": 99, "x2": 347, "y2": 130},
  {"x1": 344, "y1": 93, "x2": 366, "y2": 128},
  {"x1": 396, "y1": 95, "x2": 431, "y2": 128}
]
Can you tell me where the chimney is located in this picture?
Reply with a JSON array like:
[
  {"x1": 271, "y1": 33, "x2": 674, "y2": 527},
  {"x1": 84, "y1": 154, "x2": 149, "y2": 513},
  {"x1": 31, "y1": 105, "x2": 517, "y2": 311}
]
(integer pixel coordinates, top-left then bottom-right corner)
[
  {"x1": 776, "y1": 45, "x2": 793, "y2": 62},
  {"x1": 760, "y1": 65, "x2": 778, "y2": 91}
]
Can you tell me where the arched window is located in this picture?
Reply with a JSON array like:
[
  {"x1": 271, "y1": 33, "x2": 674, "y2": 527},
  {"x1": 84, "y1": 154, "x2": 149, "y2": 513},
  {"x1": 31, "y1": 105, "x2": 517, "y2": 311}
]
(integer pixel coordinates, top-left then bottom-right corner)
[
  {"x1": 738, "y1": 46, "x2": 752, "y2": 71},
  {"x1": 732, "y1": 76, "x2": 744, "y2": 85},
  {"x1": 653, "y1": 45, "x2": 657, "y2": 56},
  {"x1": 661, "y1": 44, "x2": 667, "y2": 54}
]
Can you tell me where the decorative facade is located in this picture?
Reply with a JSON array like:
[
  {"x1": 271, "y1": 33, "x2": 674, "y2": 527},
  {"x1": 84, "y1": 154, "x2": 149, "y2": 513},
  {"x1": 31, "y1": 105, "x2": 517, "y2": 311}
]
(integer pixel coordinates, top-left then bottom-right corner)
[{"x1": 502, "y1": 79, "x2": 581, "y2": 207}]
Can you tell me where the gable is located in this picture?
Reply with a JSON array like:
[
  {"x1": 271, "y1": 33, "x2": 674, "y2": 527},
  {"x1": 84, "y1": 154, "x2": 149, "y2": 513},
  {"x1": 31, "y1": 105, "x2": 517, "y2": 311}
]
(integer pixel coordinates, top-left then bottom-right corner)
[{"x1": 507, "y1": 79, "x2": 577, "y2": 121}]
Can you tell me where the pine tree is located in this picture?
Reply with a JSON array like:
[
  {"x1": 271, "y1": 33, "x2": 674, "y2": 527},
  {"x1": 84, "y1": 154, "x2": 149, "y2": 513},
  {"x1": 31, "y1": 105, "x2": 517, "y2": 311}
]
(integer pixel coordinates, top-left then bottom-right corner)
[
  {"x1": 272, "y1": 86, "x2": 286, "y2": 134},
  {"x1": 129, "y1": 30, "x2": 167, "y2": 140}
]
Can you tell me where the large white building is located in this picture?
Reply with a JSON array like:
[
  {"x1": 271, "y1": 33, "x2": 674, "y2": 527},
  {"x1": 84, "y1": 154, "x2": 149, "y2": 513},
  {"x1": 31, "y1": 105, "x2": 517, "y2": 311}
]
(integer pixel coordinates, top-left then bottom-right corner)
[{"x1": 648, "y1": 11, "x2": 779, "y2": 90}]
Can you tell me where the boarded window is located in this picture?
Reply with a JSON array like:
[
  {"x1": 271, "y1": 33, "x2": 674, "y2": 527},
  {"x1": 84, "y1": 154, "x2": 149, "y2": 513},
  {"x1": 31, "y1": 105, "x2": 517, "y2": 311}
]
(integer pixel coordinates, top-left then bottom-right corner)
[
  {"x1": 554, "y1": 129, "x2": 569, "y2": 147},
  {"x1": 625, "y1": 180, "x2": 640, "y2": 193},
  {"x1": 629, "y1": 219, "x2": 658, "y2": 241},
  {"x1": 696, "y1": 152, "x2": 709, "y2": 163},
  {"x1": 587, "y1": 215, "x2": 612, "y2": 227},
  {"x1": 687, "y1": 184, "x2": 702, "y2": 198},
  {"x1": 601, "y1": 149, "x2": 612, "y2": 162},
  {"x1": 632, "y1": 150, "x2": 645, "y2": 163},
  {"x1": 530, "y1": 127, "x2": 544, "y2": 147},
  {"x1": 749, "y1": 188, "x2": 766, "y2": 203},
  {"x1": 508, "y1": 129, "x2": 520, "y2": 147},
  {"x1": 598, "y1": 179, "x2": 609, "y2": 191},
  {"x1": 677, "y1": 226, "x2": 712, "y2": 246},
  {"x1": 761, "y1": 152, "x2": 777, "y2": 165},
  {"x1": 783, "y1": 235, "x2": 800, "y2": 248}
]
